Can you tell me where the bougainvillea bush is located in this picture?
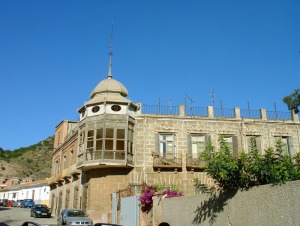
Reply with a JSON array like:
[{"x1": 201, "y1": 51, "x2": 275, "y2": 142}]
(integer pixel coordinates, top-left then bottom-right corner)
[{"x1": 139, "y1": 184, "x2": 183, "y2": 212}]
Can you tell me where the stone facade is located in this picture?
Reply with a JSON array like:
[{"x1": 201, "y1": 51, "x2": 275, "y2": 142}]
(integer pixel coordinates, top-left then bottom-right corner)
[{"x1": 48, "y1": 62, "x2": 300, "y2": 224}]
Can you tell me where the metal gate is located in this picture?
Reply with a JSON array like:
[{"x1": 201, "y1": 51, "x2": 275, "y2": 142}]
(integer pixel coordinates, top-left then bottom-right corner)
[{"x1": 120, "y1": 195, "x2": 140, "y2": 226}]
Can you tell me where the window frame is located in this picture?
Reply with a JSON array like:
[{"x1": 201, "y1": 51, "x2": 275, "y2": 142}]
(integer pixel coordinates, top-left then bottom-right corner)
[
  {"x1": 189, "y1": 134, "x2": 210, "y2": 158},
  {"x1": 221, "y1": 134, "x2": 239, "y2": 156},
  {"x1": 157, "y1": 133, "x2": 175, "y2": 159},
  {"x1": 245, "y1": 135, "x2": 262, "y2": 154},
  {"x1": 274, "y1": 136, "x2": 293, "y2": 155}
]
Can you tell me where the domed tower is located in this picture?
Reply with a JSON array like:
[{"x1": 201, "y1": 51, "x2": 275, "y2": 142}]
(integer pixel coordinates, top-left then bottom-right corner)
[{"x1": 76, "y1": 42, "x2": 138, "y2": 170}]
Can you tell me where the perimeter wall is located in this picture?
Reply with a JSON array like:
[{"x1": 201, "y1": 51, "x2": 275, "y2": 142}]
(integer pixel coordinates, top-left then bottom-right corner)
[{"x1": 152, "y1": 180, "x2": 300, "y2": 226}]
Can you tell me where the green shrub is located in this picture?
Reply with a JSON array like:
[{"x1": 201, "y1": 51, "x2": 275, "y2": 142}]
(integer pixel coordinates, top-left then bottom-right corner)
[{"x1": 202, "y1": 136, "x2": 300, "y2": 191}]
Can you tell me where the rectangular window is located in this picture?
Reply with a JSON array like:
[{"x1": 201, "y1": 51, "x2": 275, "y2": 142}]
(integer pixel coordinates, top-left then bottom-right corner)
[
  {"x1": 87, "y1": 130, "x2": 94, "y2": 149},
  {"x1": 127, "y1": 128, "x2": 134, "y2": 163},
  {"x1": 117, "y1": 129, "x2": 125, "y2": 139},
  {"x1": 222, "y1": 135, "x2": 238, "y2": 155},
  {"x1": 53, "y1": 160, "x2": 59, "y2": 174},
  {"x1": 104, "y1": 128, "x2": 114, "y2": 152},
  {"x1": 190, "y1": 134, "x2": 208, "y2": 158},
  {"x1": 95, "y1": 129, "x2": 103, "y2": 151},
  {"x1": 127, "y1": 129, "x2": 133, "y2": 153},
  {"x1": 70, "y1": 150, "x2": 73, "y2": 165},
  {"x1": 73, "y1": 187, "x2": 78, "y2": 209},
  {"x1": 106, "y1": 128, "x2": 114, "y2": 138},
  {"x1": 78, "y1": 128, "x2": 85, "y2": 154},
  {"x1": 159, "y1": 134, "x2": 175, "y2": 159},
  {"x1": 275, "y1": 136, "x2": 292, "y2": 155},
  {"x1": 116, "y1": 129, "x2": 125, "y2": 152},
  {"x1": 105, "y1": 140, "x2": 113, "y2": 150},
  {"x1": 63, "y1": 155, "x2": 67, "y2": 169},
  {"x1": 246, "y1": 136, "x2": 262, "y2": 154}
]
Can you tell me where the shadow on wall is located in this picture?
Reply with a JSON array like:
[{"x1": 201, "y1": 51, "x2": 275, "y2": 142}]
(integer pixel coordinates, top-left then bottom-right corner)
[{"x1": 193, "y1": 189, "x2": 238, "y2": 225}]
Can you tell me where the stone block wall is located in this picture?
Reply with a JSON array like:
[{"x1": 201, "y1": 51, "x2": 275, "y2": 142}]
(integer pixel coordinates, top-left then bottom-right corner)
[{"x1": 152, "y1": 180, "x2": 300, "y2": 226}]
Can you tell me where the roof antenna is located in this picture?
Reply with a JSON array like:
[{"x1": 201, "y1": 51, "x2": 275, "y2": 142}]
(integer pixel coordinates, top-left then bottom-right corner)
[
  {"x1": 211, "y1": 89, "x2": 216, "y2": 107},
  {"x1": 185, "y1": 95, "x2": 193, "y2": 111},
  {"x1": 107, "y1": 23, "x2": 114, "y2": 79}
]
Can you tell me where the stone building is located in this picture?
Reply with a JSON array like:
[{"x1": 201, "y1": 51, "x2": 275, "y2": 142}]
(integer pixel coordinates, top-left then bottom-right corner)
[{"x1": 48, "y1": 54, "x2": 300, "y2": 224}]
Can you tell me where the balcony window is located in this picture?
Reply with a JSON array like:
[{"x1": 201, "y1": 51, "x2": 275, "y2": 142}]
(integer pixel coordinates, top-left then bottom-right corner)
[
  {"x1": 84, "y1": 127, "x2": 127, "y2": 161},
  {"x1": 187, "y1": 134, "x2": 210, "y2": 168},
  {"x1": 190, "y1": 134, "x2": 209, "y2": 158},
  {"x1": 158, "y1": 133, "x2": 175, "y2": 159}
]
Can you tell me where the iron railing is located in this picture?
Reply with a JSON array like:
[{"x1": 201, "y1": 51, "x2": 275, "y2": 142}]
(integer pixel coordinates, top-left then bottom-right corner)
[
  {"x1": 186, "y1": 107, "x2": 208, "y2": 116},
  {"x1": 267, "y1": 111, "x2": 291, "y2": 120},
  {"x1": 152, "y1": 152, "x2": 182, "y2": 167},
  {"x1": 142, "y1": 105, "x2": 179, "y2": 115},
  {"x1": 240, "y1": 109, "x2": 261, "y2": 119},
  {"x1": 186, "y1": 154, "x2": 206, "y2": 168},
  {"x1": 214, "y1": 108, "x2": 235, "y2": 118},
  {"x1": 141, "y1": 104, "x2": 294, "y2": 120}
]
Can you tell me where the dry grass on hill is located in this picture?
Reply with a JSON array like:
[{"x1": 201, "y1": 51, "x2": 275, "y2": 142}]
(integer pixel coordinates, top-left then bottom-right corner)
[{"x1": 0, "y1": 136, "x2": 54, "y2": 180}]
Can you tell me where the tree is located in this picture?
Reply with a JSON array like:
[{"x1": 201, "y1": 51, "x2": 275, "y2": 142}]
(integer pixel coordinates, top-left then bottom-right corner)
[{"x1": 283, "y1": 89, "x2": 300, "y2": 113}]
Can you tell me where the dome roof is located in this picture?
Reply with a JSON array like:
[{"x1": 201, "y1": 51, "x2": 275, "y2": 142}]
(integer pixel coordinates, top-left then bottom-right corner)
[{"x1": 90, "y1": 77, "x2": 128, "y2": 99}]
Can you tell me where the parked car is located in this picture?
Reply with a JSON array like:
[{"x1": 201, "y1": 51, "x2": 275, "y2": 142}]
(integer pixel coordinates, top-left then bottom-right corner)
[
  {"x1": 21, "y1": 221, "x2": 41, "y2": 226},
  {"x1": 30, "y1": 204, "x2": 51, "y2": 218},
  {"x1": 13, "y1": 200, "x2": 19, "y2": 207},
  {"x1": 14, "y1": 199, "x2": 23, "y2": 207},
  {"x1": 94, "y1": 224, "x2": 123, "y2": 226},
  {"x1": 57, "y1": 209, "x2": 93, "y2": 226},
  {"x1": 3, "y1": 200, "x2": 14, "y2": 207},
  {"x1": 0, "y1": 199, "x2": 8, "y2": 206},
  {"x1": 21, "y1": 199, "x2": 35, "y2": 208}
]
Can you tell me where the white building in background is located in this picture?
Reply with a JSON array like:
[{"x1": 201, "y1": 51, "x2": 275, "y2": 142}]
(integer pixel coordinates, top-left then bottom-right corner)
[{"x1": 0, "y1": 180, "x2": 50, "y2": 205}]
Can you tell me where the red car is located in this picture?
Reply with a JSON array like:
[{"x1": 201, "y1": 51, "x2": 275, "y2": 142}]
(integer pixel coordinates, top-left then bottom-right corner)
[{"x1": 4, "y1": 200, "x2": 15, "y2": 207}]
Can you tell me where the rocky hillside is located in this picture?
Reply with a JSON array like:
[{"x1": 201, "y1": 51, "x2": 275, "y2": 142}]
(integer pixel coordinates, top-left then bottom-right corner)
[{"x1": 0, "y1": 136, "x2": 54, "y2": 180}]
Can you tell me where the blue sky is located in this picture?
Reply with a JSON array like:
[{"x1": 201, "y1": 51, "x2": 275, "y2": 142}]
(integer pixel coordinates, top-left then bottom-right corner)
[{"x1": 1, "y1": 1, "x2": 299, "y2": 150}]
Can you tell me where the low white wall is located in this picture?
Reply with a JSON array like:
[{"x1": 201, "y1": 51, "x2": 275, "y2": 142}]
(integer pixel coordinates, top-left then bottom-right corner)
[{"x1": 153, "y1": 180, "x2": 300, "y2": 226}]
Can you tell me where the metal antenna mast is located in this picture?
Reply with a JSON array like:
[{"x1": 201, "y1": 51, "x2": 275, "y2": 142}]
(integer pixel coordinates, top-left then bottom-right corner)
[
  {"x1": 185, "y1": 95, "x2": 193, "y2": 111},
  {"x1": 211, "y1": 89, "x2": 216, "y2": 107},
  {"x1": 107, "y1": 23, "x2": 114, "y2": 78}
]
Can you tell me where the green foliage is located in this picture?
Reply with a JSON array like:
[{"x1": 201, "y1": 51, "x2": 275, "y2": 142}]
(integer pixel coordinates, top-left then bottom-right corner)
[
  {"x1": 193, "y1": 178, "x2": 209, "y2": 193},
  {"x1": 283, "y1": 88, "x2": 300, "y2": 113},
  {"x1": 0, "y1": 136, "x2": 54, "y2": 161},
  {"x1": 202, "y1": 136, "x2": 300, "y2": 191},
  {"x1": 202, "y1": 136, "x2": 241, "y2": 190},
  {"x1": 154, "y1": 184, "x2": 177, "y2": 191}
]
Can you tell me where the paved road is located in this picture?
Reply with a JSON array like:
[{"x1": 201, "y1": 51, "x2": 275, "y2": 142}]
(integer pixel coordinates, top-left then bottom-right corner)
[{"x1": 0, "y1": 206, "x2": 57, "y2": 226}]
